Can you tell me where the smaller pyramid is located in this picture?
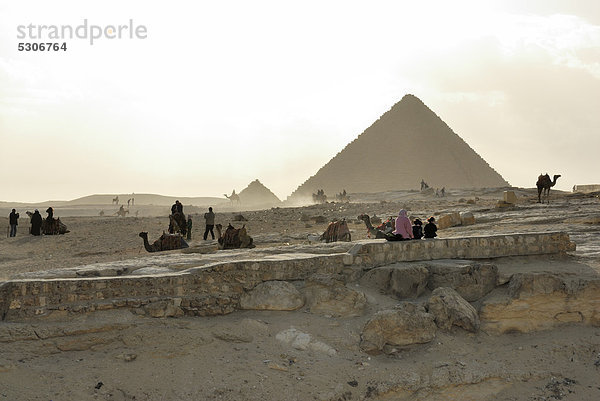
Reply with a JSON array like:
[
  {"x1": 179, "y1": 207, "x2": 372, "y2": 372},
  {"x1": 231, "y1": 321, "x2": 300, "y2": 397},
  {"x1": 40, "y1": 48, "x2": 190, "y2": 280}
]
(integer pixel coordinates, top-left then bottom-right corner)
[{"x1": 238, "y1": 179, "x2": 281, "y2": 208}]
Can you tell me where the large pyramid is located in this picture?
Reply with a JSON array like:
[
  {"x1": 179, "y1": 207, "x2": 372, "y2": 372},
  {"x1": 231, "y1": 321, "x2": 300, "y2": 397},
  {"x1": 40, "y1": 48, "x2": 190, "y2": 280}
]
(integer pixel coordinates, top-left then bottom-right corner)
[
  {"x1": 238, "y1": 179, "x2": 281, "y2": 208},
  {"x1": 288, "y1": 95, "x2": 508, "y2": 200}
]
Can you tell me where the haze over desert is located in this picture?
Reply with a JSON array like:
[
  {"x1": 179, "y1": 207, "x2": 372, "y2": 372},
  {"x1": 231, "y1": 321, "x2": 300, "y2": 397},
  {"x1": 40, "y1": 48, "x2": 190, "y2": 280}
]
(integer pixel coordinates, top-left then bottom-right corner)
[{"x1": 2, "y1": 1, "x2": 600, "y2": 400}]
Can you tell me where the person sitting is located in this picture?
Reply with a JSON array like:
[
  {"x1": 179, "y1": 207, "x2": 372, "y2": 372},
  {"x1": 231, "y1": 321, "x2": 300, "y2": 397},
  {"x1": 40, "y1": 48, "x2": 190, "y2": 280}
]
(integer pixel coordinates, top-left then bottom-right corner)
[
  {"x1": 386, "y1": 209, "x2": 413, "y2": 241},
  {"x1": 424, "y1": 217, "x2": 437, "y2": 239},
  {"x1": 412, "y1": 218, "x2": 423, "y2": 239}
]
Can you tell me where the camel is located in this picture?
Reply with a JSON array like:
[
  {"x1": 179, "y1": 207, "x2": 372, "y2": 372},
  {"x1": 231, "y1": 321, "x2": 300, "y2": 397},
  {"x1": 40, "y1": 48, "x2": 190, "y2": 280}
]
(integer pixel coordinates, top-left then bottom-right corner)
[
  {"x1": 139, "y1": 232, "x2": 189, "y2": 252},
  {"x1": 536, "y1": 173, "x2": 561, "y2": 203},
  {"x1": 358, "y1": 214, "x2": 388, "y2": 239},
  {"x1": 215, "y1": 223, "x2": 255, "y2": 249},
  {"x1": 112, "y1": 196, "x2": 119, "y2": 205},
  {"x1": 320, "y1": 219, "x2": 351, "y2": 243},
  {"x1": 224, "y1": 190, "x2": 241, "y2": 205},
  {"x1": 312, "y1": 189, "x2": 327, "y2": 204},
  {"x1": 115, "y1": 206, "x2": 129, "y2": 217},
  {"x1": 169, "y1": 211, "x2": 187, "y2": 236},
  {"x1": 41, "y1": 218, "x2": 69, "y2": 235},
  {"x1": 335, "y1": 190, "x2": 350, "y2": 203}
]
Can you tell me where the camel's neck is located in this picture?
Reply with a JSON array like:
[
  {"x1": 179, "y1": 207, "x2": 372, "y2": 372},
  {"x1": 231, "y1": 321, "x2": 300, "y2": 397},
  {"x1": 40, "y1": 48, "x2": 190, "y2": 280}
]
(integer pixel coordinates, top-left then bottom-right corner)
[
  {"x1": 215, "y1": 226, "x2": 222, "y2": 238},
  {"x1": 142, "y1": 236, "x2": 154, "y2": 252},
  {"x1": 362, "y1": 217, "x2": 375, "y2": 231}
]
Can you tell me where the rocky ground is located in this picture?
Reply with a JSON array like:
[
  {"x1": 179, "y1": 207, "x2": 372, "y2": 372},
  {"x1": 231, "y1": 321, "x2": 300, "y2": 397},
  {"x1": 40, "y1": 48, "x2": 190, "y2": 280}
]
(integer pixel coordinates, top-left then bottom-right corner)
[{"x1": 0, "y1": 187, "x2": 599, "y2": 400}]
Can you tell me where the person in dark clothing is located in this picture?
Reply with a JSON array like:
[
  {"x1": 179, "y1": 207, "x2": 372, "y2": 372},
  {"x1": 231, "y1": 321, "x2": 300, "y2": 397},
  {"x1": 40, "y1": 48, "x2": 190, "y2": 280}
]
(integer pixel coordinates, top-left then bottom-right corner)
[
  {"x1": 424, "y1": 217, "x2": 437, "y2": 239},
  {"x1": 31, "y1": 209, "x2": 43, "y2": 236},
  {"x1": 171, "y1": 202, "x2": 177, "y2": 214},
  {"x1": 412, "y1": 218, "x2": 423, "y2": 239},
  {"x1": 46, "y1": 207, "x2": 54, "y2": 222},
  {"x1": 9, "y1": 209, "x2": 19, "y2": 237},
  {"x1": 186, "y1": 216, "x2": 193, "y2": 240},
  {"x1": 203, "y1": 207, "x2": 215, "y2": 240},
  {"x1": 176, "y1": 200, "x2": 183, "y2": 214}
]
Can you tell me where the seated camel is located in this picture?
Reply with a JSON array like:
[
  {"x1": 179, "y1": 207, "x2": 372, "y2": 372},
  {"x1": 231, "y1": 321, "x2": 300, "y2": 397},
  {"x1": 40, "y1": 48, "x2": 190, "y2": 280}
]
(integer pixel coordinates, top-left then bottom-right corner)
[
  {"x1": 320, "y1": 219, "x2": 351, "y2": 243},
  {"x1": 215, "y1": 223, "x2": 255, "y2": 250},
  {"x1": 139, "y1": 232, "x2": 189, "y2": 252}
]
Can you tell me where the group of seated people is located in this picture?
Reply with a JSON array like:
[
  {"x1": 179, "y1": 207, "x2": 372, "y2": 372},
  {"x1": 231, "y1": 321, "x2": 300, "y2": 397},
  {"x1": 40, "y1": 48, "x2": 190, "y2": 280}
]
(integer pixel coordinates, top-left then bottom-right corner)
[{"x1": 379, "y1": 209, "x2": 437, "y2": 241}]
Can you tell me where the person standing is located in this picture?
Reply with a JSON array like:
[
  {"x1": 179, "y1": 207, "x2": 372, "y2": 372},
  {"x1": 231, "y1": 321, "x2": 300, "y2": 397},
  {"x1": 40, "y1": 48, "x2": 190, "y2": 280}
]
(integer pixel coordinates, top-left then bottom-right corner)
[
  {"x1": 30, "y1": 209, "x2": 42, "y2": 236},
  {"x1": 203, "y1": 207, "x2": 215, "y2": 240},
  {"x1": 187, "y1": 216, "x2": 193, "y2": 241},
  {"x1": 9, "y1": 209, "x2": 19, "y2": 237}
]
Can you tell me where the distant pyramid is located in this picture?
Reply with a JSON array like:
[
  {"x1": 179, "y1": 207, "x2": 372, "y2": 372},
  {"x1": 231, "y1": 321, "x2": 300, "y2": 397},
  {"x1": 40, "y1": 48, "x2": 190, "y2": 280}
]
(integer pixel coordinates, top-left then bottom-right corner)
[
  {"x1": 288, "y1": 94, "x2": 508, "y2": 200},
  {"x1": 238, "y1": 179, "x2": 281, "y2": 208}
]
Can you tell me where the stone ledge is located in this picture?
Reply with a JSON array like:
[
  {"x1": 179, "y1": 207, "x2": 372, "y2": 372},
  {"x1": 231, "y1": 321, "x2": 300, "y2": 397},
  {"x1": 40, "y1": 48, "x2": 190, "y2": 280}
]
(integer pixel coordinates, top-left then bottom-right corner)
[{"x1": 0, "y1": 232, "x2": 575, "y2": 321}]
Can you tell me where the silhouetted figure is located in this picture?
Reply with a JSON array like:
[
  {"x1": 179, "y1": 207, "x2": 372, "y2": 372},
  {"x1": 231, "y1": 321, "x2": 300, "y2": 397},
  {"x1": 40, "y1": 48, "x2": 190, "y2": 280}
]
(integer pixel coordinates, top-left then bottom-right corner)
[
  {"x1": 424, "y1": 217, "x2": 437, "y2": 239},
  {"x1": 45, "y1": 207, "x2": 54, "y2": 223},
  {"x1": 186, "y1": 216, "x2": 193, "y2": 240},
  {"x1": 9, "y1": 209, "x2": 19, "y2": 237},
  {"x1": 30, "y1": 209, "x2": 42, "y2": 236},
  {"x1": 204, "y1": 207, "x2": 215, "y2": 240},
  {"x1": 440, "y1": 187, "x2": 445, "y2": 197},
  {"x1": 412, "y1": 218, "x2": 423, "y2": 239}
]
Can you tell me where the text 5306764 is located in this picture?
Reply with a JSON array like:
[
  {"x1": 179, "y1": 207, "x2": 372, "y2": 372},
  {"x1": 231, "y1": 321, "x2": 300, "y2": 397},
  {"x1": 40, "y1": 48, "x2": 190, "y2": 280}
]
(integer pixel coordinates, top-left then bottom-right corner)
[{"x1": 18, "y1": 42, "x2": 67, "y2": 51}]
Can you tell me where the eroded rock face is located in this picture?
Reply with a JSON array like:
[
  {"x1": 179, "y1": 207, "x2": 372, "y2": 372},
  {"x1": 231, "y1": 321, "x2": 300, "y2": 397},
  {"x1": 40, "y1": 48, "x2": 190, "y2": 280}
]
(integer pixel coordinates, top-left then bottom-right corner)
[
  {"x1": 427, "y1": 287, "x2": 480, "y2": 332},
  {"x1": 359, "y1": 264, "x2": 429, "y2": 299},
  {"x1": 239, "y1": 281, "x2": 304, "y2": 311},
  {"x1": 426, "y1": 261, "x2": 498, "y2": 302},
  {"x1": 360, "y1": 302, "x2": 436, "y2": 354},
  {"x1": 304, "y1": 274, "x2": 366, "y2": 317},
  {"x1": 480, "y1": 273, "x2": 600, "y2": 334}
]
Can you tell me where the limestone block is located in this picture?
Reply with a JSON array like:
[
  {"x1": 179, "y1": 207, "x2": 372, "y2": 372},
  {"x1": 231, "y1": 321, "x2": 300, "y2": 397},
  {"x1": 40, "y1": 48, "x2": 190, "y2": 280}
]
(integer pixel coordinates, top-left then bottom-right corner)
[
  {"x1": 239, "y1": 280, "x2": 304, "y2": 311},
  {"x1": 426, "y1": 261, "x2": 498, "y2": 302},
  {"x1": 437, "y1": 212, "x2": 462, "y2": 229},
  {"x1": 427, "y1": 287, "x2": 480, "y2": 332},
  {"x1": 360, "y1": 302, "x2": 436, "y2": 354},
  {"x1": 460, "y1": 212, "x2": 475, "y2": 226},
  {"x1": 503, "y1": 191, "x2": 517, "y2": 204},
  {"x1": 304, "y1": 274, "x2": 366, "y2": 317}
]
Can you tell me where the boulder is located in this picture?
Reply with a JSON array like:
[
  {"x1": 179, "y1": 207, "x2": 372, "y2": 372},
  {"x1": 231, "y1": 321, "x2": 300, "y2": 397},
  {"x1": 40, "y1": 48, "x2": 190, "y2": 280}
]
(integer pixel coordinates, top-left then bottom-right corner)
[
  {"x1": 304, "y1": 274, "x2": 366, "y2": 317},
  {"x1": 359, "y1": 264, "x2": 429, "y2": 299},
  {"x1": 239, "y1": 281, "x2": 304, "y2": 311},
  {"x1": 436, "y1": 212, "x2": 462, "y2": 229},
  {"x1": 503, "y1": 191, "x2": 517, "y2": 204},
  {"x1": 460, "y1": 212, "x2": 475, "y2": 226},
  {"x1": 427, "y1": 287, "x2": 480, "y2": 332},
  {"x1": 276, "y1": 328, "x2": 337, "y2": 356},
  {"x1": 360, "y1": 303, "x2": 436, "y2": 354},
  {"x1": 426, "y1": 261, "x2": 498, "y2": 301}
]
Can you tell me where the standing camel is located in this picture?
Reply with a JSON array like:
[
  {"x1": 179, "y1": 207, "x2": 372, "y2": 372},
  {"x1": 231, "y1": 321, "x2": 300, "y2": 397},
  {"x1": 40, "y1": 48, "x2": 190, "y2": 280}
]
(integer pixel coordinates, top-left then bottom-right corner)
[
  {"x1": 224, "y1": 190, "x2": 241, "y2": 206},
  {"x1": 536, "y1": 173, "x2": 561, "y2": 203}
]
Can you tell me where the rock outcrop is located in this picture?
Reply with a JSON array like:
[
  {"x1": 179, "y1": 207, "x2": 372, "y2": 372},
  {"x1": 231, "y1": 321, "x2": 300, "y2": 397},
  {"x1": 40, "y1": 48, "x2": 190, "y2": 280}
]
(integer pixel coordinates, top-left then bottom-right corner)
[
  {"x1": 304, "y1": 275, "x2": 366, "y2": 317},
  {"x1": 427, "y1": 287, "x2": 480, "y2": 332},
  {"x1": 480, "y1": 272, "x2": 600, "y2": 334},
  {"x1": 360, "y1": 303, "x2": 436, "y2": 354},
  {"x1": 426, "y1": 260, "x2": 498, "y2": 302},
  {"x1": 239, "y1": 280, "x2": 305, "y2": 311},
  {"x1": 360, "y1": 264, "x2": 429, "y2": 299}
]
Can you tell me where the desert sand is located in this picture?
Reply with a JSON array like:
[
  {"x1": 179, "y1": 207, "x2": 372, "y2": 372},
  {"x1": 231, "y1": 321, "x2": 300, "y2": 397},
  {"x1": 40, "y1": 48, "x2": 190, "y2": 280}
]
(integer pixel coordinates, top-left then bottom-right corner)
[{"x1": 1, "y1": 187, "x2": 599, "y2": 401}]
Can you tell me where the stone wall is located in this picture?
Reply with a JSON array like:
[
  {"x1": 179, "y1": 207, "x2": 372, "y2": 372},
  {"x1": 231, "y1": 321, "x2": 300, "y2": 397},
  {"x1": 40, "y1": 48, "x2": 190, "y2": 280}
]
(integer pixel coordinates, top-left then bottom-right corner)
[{"x1": 0, "y1": 232, "x2": 575, "y2": 321}]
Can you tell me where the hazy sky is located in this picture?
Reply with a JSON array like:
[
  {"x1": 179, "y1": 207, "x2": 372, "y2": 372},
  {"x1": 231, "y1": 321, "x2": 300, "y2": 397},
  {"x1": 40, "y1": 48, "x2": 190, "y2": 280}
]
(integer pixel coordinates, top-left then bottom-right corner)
[{"x1": 1, "y1": 0, "x2": 599, "y2": 202}]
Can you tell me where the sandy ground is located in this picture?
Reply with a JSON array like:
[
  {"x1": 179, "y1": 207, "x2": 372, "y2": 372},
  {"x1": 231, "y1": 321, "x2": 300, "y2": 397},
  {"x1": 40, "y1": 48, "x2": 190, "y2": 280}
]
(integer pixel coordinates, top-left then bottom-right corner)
[{"x1": 1, "y1": 188, "x2": 599, "y2": 400}]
